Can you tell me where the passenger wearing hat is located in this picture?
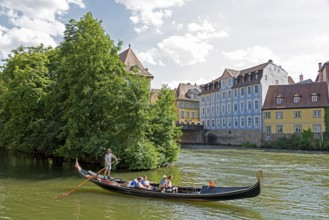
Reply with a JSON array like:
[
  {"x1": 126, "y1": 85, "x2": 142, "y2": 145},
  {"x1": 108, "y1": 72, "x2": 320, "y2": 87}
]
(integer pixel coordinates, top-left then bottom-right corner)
[
  {"x1": 103, "y1": 148, "x2": 118, "y2": 180},
  {"x1": 159, "y1": 175, "x2": 167, "y2": 190}
]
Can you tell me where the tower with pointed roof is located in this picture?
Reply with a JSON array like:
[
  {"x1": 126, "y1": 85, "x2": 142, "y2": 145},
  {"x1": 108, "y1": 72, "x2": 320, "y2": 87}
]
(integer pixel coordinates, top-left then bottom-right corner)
[{"x1": 119, "y1": 45, "x2": 154, "y2": 89}]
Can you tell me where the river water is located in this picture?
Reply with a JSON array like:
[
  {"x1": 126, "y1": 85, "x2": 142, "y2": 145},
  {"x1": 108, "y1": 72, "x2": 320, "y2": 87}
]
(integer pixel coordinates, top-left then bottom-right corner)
[{"x1": 0, "y1": 146, "x2": 328, "y2": 220}]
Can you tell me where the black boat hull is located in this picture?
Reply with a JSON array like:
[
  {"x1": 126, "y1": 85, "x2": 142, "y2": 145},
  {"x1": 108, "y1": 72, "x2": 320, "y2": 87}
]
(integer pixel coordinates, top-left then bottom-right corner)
[{"x1": 75, "y1": 161, "x2": 261, "y2": 201}]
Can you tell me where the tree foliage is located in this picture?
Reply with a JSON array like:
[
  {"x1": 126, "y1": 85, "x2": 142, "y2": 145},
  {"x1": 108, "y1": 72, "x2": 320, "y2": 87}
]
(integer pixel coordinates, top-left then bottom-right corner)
[{"x1": 0, "y1": 12, "x2": 182, "y2": 170}]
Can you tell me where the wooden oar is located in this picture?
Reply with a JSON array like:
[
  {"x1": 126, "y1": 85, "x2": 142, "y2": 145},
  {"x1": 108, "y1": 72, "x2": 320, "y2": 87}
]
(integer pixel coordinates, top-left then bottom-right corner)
[
  {"x1": 55, "y1": 167, "x2": 105, "y2": 199},
  {"x1": 56, "y1": 159, "x2": 119, "y2": 198}
]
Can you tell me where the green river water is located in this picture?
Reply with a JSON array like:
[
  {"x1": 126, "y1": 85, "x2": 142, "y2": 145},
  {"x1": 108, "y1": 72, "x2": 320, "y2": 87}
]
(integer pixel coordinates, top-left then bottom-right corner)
[{"x1": 0, "y1": 146, "x2": 328, "y2": 220}]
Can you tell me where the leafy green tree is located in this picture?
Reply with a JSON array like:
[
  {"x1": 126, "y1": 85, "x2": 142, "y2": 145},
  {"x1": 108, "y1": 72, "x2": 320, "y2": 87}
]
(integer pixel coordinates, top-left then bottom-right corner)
[
  {"x1": 0, "y1": 45, "x2": 54, "y2": 151},
  {"x1": 148, "y1": 85, "x2": 182, "y2": 166},
  {"x1": 52, "y1": 12, "x2": 160, "y2": 169}
]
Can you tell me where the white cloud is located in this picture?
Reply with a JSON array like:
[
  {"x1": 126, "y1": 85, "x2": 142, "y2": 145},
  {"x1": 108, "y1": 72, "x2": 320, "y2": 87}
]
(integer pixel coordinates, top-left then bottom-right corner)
[
  {"x1": 115, "y1": 0, "x2": 188, "y2": 32},
  {"x1": 164, "y1": 77, "x2": 209, "y2": 89},
  {"x1": 312, "y1": 34, "x2": 329, "y2": 48},
  {"x1": 281, "y1": 54, "x2": 324, "y2": 82},
  {"x1": 136, "y1": 48, "x2": 165, "y2": 67},
  {"x1": 158, "y1": 19, "x2": 228, "y2": 66},
  {"x1": 0, "y1": 0, "x2": 85, "y2": 59},
  {"x1": 222, "y1": 46, "x2": 280, "y2": 63}
]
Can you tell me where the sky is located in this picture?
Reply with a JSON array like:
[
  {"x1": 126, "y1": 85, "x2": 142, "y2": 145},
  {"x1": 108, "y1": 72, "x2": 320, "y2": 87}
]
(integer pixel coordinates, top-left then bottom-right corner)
[{"x1": 1, "y1": 0, "x2": 329, "y2": 89}]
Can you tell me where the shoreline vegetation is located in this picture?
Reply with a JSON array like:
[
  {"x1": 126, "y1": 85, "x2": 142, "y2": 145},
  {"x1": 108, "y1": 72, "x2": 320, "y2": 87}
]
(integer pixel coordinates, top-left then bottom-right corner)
[
  {"x1": 0, "y1": 12, "x2": 181, "y2": 170},
  {"x1": 181, "y1": 144, "x2": 329, "y2": 154}
]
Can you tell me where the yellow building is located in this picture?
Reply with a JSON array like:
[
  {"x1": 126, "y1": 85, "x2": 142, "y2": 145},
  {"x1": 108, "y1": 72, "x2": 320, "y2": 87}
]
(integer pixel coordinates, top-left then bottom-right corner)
[
  {"x1": 175, "y1": 83, "x2": 201, "y2": 124},
  {"x1": 262, "y1": 82, "x2": 329, "y2": 141}
]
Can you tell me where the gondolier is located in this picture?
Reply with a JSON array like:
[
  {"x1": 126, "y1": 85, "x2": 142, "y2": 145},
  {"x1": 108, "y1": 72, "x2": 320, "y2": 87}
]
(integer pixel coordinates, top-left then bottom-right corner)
[{"x1": 103, "y1": 148, "x2": 118, "y2": 179}]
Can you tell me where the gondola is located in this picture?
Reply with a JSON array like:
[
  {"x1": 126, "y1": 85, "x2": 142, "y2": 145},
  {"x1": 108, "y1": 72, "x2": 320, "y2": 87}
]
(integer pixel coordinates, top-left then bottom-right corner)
[{"x1": 75, "y1": 161, "x2": 262, "y2": 201}]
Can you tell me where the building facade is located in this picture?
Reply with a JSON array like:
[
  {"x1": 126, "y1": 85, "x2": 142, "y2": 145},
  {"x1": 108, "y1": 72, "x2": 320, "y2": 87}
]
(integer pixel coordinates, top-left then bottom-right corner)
[
  {"x1": 262, "y1": 82, "x2": 329, "y2": 142},
  {"x1": 176, "y1": 83, "x2": 201, "y2": 124},
  {"x1": 200, "y1": 60, "x2": 289, "y2": 131}
]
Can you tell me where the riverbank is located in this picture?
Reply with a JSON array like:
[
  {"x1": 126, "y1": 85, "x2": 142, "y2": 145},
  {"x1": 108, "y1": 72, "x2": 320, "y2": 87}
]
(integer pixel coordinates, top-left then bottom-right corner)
[{"x1": 181, "y1": 144, "x2": 329, "y2": 154}]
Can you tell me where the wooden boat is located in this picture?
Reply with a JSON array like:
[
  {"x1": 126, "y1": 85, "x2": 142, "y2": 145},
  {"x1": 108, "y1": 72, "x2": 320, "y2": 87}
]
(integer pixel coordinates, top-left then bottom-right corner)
[{"x1": 75, "y1": 161, "x2": 262, "y2": 201}]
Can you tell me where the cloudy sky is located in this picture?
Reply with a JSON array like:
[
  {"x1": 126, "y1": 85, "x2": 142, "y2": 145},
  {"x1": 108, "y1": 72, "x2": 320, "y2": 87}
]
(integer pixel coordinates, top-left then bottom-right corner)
[{"x1": 1, "y1": 0, "x2": 329, "y2": 88}]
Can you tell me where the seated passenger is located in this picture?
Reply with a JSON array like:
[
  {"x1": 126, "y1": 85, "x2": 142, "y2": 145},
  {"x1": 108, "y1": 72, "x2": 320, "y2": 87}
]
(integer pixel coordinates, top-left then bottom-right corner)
[
  {"x1": 166, "y1": 175, "x2": 178, "y2": 193},
  {"x1": 128, "y1": 179, "x2": 138, "y2": 187},
  {"x1": 141, "y1": 175, "x2": 152, "y2": 189},
  {"x1": 137, "y1": 177, "x2": 152, "y2": 190},
  {"x1": 159, "y1": 175, "x2": 167, "y2": 190}
]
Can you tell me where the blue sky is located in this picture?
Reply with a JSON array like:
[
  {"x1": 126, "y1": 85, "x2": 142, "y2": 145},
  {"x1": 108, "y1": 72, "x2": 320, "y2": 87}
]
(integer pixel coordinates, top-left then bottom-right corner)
[{"x1": 1, "y1": 0, "x2": 329, "y2": 89}]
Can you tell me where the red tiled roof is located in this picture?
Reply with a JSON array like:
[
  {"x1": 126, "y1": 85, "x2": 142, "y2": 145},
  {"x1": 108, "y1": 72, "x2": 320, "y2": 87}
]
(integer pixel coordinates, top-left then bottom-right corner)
[{"x1": 263, "y1": 82, "x2": 329, "y2": 109}]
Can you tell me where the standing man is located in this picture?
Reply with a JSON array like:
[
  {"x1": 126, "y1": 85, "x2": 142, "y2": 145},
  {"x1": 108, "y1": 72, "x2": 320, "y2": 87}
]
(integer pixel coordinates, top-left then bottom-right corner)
[{"x1": 104, "y1": 148, "x2": 118, "y2": 180}]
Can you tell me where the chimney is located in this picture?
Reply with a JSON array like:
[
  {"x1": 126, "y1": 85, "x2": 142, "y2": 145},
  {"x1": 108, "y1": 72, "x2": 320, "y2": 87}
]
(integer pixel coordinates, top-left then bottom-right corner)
[
  {"x1": 318, "y1": 63, "x2": 322, "y2": 71},
  {"x1": 268, "y1": 59, "x2": 273, "y2": 63},
  {"x1": 299, "y1": 73, "x2": 303, "y2": 82}
]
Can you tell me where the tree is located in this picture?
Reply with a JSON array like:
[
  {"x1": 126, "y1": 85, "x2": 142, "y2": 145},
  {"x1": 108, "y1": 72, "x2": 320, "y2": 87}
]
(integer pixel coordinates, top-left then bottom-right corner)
[
  {"x1": 52, "y1": 12, "x2": 160, "y2": 169},
  {"x1": 147, "y1": 85, "x2": 182, "y2": 166},
  {"x1": 0, "y1": 45, "x2": 54, "y2": 151}
]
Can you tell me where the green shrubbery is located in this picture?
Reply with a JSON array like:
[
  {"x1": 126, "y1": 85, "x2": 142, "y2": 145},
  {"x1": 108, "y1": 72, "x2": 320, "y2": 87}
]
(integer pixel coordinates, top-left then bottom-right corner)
[{"x1": 0, "y1": 13, "x2": 181, "y2": 170}]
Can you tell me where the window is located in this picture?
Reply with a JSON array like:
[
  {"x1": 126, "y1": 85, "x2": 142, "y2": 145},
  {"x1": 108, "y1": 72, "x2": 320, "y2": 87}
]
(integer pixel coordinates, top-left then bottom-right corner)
[
  {"x1": 187, "y1": 112, "x2": 190, "y2": 118},
  {"x1": 254, "y1": 100, "x2": 259, "y2": 110},
  {"x1": 276, "y1": 125, "x2": 283, "y2": 133},
  {"x1": 294, "y1": 111, "x2": 301, "y2": 118},
  {"x1": 313, "y1": 124, "x2": 321, "y2": 133},
  {"x1": 217, "y1": 119, "x2": 220, "y2": 127},
  {"x1": 191, "y1": 102, "x2": 195, "y2": 108},
  {"x1": 276, "y1": 95, "x2": 284, "y2": 104},
  {"x1": 247, "y1": 117, "x2": 252, "y2": 127},
  {"x1": 180, "y1": 102, "x2": 184, "y2": 107},
  {"x1": 202, "y1": 108, "x2": 205, "y2": 116},
  {"x1": 222, "y1": 118, "x2": 226, "y2": 127},
  {"x1": 293, "y1": 94, "x2": 301, "y2": 103},
  {"x1": 275, "y1": 80, "x2": 279, "y2": 84},
  {"x1": 254, "y1": 117, "x2": 259, "y2": 127},
  {"x1": 227, "y1": 103, "x2": 231, "y2": 113},
  {"x1": 181, "y1": 111, "x2": 184, "y2": 118},
  {"x1": 186, "y1": 102, "x2": 190, "y2": 108},
  {"x1": 240, "y1": 102, "x2": 244, "y2": 112},
  {"x1": 212, "y1": 94, "x2": 214, "y2": 102},
  {"x1": 276, "y1": 112, "x2": 283, "y2": 119},
  {"x1": 217, "y1": 105, "x2": 220, "y2": 114},
  {"x1": 234, "y1": 103, "x2": 238, "y2": 112},
  {"x1": 294, "y1": 125, "x2": 302, "y2": 133},
  {"x1": 240, "y1": 117, "x2": 245, "y2": 127},
  {"x1": 207, "y1": 95, "x2": 210, "y2": 101},
  {"x1": 228, "y1": 90, "x2": 232, "y2": 99},
  {"x1": 234, "y1": 89, "x2": 238, "y2": 97},
  {"x1": 217, "y1": 92, "x2": 220, "y2": 100},
  {"x1": 265, "y1": 75, "x2": 268, "y2": 80},
  {"x1": 264, "y1": 112, "x2": 271, "y2": 119},
  {"x1": 265, "y1": 126, "x2": 271, "y2": 133},
  {"x1": 192, "y1": 112, "x2": 195, "y2": 118},
  {"x1": 207, "y1": 120, "x2": 210, "y2": 127},
  {"x1": 211, "y1": 106, "x2": 214, "y2": 115},
  {"x1": 228, "y1": 118, "x2": 232, "y2": 127},
  {"x1": 311, "y1": 93, "x2": 318, "y2": 102},
  {"x1": 202, "y1": 97, "x2": 205, "y2": 103},
  {"x1": 247, "y1": 101, "x2": 252, "y2": 111},
  {"x1": 212, "y1": 119, "x2": 215, "y2": 127},
  {"x1": 247, "y1": 86, "x2": 251, "y2": 95},
  {"x1": 221, "y1": 104, "x2": 225, "y2": 114},
  {"x1": 241, "y1": 88, "x2": 245, "y2": 96},
  {"x1": 254, "y1": 85, "x2": 259, "y2": 94},
  {"x1": 313, "y1": 110, "x2": 321, "y2": 118},
  {"x1": 207, "y1": 107, "x2": 210, "y2": 115},
  {"x1": 222, "y1": 91, "x2": 226, "y2": 99},
  {"x1": 234, "y1": 117, "x2": 238, "y2": 127}
]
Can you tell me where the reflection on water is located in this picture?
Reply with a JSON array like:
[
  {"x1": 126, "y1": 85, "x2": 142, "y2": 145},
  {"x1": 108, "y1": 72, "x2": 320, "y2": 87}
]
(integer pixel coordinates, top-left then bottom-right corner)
[{"x1": 1, "y1": 147, "x2": 329, "y2": 219}]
